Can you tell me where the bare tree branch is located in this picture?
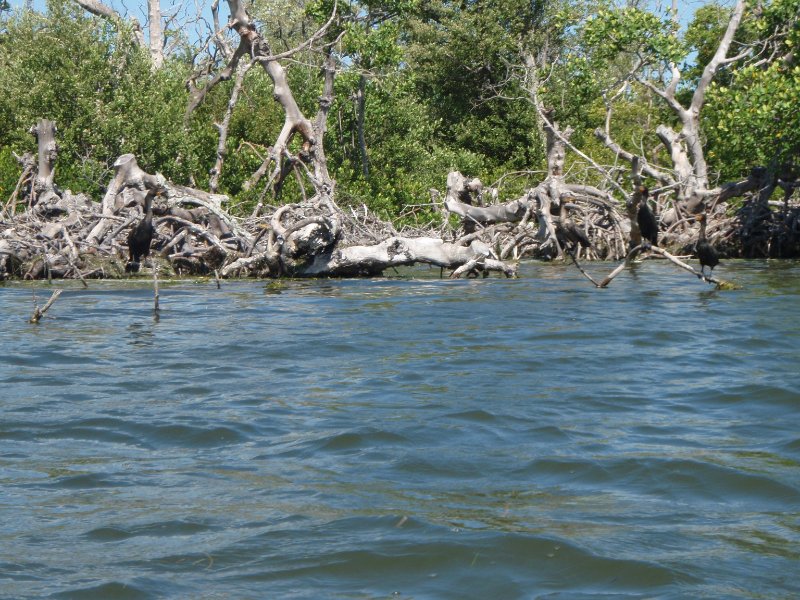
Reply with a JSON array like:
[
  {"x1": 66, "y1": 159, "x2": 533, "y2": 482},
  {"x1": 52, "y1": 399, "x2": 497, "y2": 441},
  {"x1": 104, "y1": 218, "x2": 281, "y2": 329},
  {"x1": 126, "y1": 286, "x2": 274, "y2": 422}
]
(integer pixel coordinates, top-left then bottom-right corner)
[
  {"x1": 690, "y1": 0, "x2": 746, "y2": 118},
  {"x1": 71, "y1": 0, "x2": 144, "y2": 47}
]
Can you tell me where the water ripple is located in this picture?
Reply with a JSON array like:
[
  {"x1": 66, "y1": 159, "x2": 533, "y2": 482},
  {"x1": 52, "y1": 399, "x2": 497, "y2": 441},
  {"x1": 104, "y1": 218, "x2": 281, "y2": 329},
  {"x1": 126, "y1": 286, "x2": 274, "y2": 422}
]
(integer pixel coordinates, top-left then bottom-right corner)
[{"x1": 1, "y1": 261, "x2": 799, "y2": 599}]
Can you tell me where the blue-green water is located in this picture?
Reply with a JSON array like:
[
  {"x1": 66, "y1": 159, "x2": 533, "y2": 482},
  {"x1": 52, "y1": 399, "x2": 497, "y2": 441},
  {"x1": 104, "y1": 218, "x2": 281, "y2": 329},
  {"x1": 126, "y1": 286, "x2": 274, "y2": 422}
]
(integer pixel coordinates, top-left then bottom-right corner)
[{"x1": 1, "y1": 260, "x2": 799, "y2": 599}]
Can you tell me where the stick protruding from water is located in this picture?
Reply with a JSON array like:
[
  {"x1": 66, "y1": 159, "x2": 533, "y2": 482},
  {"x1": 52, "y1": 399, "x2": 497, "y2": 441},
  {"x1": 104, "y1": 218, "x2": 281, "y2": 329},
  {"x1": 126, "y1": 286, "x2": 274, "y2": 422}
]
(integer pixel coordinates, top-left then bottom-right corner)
[
  {"x1": 29, "y1": 289, "x2": 62, "y2": 323},
  {"x1": 152, "y1": 259, "x2": 160, "y2": 319}
]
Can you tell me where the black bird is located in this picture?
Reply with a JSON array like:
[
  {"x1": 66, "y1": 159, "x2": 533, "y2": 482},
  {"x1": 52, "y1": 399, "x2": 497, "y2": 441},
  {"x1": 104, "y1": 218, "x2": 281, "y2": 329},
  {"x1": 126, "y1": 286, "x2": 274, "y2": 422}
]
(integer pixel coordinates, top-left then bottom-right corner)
[
  {"x1": 558, "y1": 201, "x2": 592, "y2": 255},
  {"x1": 694, "y1": 213, "x2": 720, "y2": 276},
  {"x1": 126, "y1": 188, "x2": 159, "y2": 272},
  {"x1": 636, "y1": 185, "x2": 659, "y2": 247}
]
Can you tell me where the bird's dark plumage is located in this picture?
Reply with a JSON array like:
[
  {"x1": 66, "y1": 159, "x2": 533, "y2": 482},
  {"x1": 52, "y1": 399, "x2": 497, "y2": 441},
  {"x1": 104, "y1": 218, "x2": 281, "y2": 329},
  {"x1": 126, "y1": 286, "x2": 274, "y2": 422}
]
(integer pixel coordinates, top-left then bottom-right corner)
[
  {"x1": 127, "y1": 190, "x2": 157, "y2": 270},
  {"x1": 695, "y1": 213, "x2": 719, "y2": 276},
  {"x1": 636, "y1": 186, "x2": 659, "y2": 247},
  {"x1": 558, "y1": 202, "x2": 592, "y2": 253}
]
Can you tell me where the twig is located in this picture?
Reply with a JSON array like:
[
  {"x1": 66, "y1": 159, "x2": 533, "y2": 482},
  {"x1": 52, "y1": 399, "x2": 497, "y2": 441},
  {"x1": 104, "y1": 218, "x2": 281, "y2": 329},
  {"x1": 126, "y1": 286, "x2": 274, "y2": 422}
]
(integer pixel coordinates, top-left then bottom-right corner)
[
  {"x1": 103, "y1": 215, "x2": 137, "y2": 246},
  {"x1": 4, "y1": 165, "x2": 34, "y2": 217},
  {"x1": 450, "y1": 256, "x2": 483, "y2": 278},
  {"x1": 599, "y1": 245, "x2": 644, "y2": 288},
  {"x1": 567, "y1": 249, "x2": 601, "y2": 286},
  {"x1": 598, "y1": 244, "x2": 731, "y2": 289},
  {"x1": 66, "y1": 258, "x2": 89, "y2": 288},
  {"x1": 152, "y1": 259, "x2": 160, "y2": 318},
  {"x1": 29, "y1": 289, "x2": 62, "y2": 323},
  {"x1": 648, "y1": 246, "x2": 729, "y2": 288}
]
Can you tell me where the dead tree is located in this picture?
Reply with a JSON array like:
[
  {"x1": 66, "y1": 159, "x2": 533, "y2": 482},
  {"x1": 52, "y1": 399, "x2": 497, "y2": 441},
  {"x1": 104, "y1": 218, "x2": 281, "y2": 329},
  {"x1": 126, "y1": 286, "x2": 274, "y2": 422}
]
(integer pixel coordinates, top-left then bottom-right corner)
[
  {"x1": 3, "y1": 0, "x2": 520, "y2": 285},
  {"x1": 71, "y1": 0, "x2": 165, "y2": 66},
  {"x1": 431, "y1": 115, "x2": 628, "y2": 263},
  {"x1": 442, "y1": 172, "x2": 526, "y2": 234},
  {"x1": 590, "y1": 0, "x2": 783, "y2": 242},
  {"x1": 177, "y1": 0, "x2": 518, "y2": 279},
  {"x1": 28, "y1": 120, "x2": 60, "y2": 214}
]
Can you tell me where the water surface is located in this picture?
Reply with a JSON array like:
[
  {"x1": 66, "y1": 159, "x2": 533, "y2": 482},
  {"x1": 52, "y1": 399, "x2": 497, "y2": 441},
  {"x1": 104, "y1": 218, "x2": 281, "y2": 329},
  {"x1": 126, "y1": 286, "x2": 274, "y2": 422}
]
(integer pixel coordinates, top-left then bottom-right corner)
[{"x1": 1, "y1": 260, "x2": 799, "y2": 599}]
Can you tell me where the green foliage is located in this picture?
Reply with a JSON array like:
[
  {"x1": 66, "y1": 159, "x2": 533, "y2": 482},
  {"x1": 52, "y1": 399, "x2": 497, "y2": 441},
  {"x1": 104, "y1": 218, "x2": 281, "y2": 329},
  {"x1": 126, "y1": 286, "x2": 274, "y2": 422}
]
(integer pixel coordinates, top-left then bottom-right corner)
[
  {"x1": 561, "y1": 0, "x2": 800, "y2": 190},
  {"x1": 582, "y1": 5, "x2": 686, "y2": 65},
  {"x1": 703, "y1": 0, "x2": 800, "y2": 180},
  {"x1": 0, "y1": 146, "x2": 20, "y2": 202},
  {"x1": 3, "y1": 0, "x2": 796, "y2": 225},
  {"x1": 329, "y1": 73, "x2": 487, "y2": 220},
  {"x1": 705, "y1": 62, "x2": 800, "y2": 180},
  {"x1": 0, "y1": 0, "x2": 214, "y2": 197},
  {"x1": 342, "y1": 20, "x2": 403, "y2": 69},
  {"x1": 404, "y1": 0, "x2": 546, "y2": 168},
  {"x1": 305, "y1": 0, "x2": 551, "y2": 217},
  {"x1": 683, "y1": 3, "x2": 730, "y2": 70}
]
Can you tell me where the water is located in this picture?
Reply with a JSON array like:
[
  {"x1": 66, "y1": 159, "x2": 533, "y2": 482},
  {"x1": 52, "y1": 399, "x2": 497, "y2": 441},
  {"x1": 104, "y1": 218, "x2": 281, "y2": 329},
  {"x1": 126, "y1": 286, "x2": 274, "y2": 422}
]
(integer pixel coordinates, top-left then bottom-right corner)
[{"x1": 1, "y1": 260, "x2": 799, "y2": 599}]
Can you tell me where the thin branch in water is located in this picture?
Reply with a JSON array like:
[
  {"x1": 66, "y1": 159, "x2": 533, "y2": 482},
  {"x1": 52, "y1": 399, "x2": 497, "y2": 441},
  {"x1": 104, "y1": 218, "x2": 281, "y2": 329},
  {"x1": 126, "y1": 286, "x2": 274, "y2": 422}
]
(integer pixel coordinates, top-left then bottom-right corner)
[
  {"x1": 152, "y1": 258, "x2": 160, "y2": 319},
  {"x1": 29, "y1": 289, "x2": 62, "y2": 324},
  {"x1": 596, "y1": 244, "x2": 732, "y2": 289},
  {"x1": 567, "y1": 249, "x2": 600, "y2": 286}
]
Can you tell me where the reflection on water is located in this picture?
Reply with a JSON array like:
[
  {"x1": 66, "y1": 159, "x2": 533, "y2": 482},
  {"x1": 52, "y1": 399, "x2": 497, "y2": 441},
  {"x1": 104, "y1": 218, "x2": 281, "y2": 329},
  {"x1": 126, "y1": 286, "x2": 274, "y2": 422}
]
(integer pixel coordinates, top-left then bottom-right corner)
[{"x1": 1, "y1": 260, "x2": 800, "y2": 599}]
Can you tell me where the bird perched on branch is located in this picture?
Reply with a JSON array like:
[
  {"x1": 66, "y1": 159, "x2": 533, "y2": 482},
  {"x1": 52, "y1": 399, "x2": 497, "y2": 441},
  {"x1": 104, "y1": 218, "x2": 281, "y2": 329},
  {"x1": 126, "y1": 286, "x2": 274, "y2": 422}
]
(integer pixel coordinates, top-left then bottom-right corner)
[
  {"x1": 126, "y1": 187, "x2": 163, "y2": 272},
  {"x1": 636, "y1": 185, "x2": 659, "y2": 247},
  {"x1": 557, "y1": 201, "x2": 592, "y2": 256},
  {"x1": 694, "y1": 213, "x2": 719, "y2": 276}
]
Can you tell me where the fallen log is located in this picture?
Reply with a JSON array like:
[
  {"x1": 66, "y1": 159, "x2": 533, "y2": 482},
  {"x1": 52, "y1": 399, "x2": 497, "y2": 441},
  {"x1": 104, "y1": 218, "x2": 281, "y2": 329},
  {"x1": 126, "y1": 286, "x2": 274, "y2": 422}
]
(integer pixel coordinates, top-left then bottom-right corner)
[{"x1": 303, "y1": 236, "x2": 517, "y2": 278}]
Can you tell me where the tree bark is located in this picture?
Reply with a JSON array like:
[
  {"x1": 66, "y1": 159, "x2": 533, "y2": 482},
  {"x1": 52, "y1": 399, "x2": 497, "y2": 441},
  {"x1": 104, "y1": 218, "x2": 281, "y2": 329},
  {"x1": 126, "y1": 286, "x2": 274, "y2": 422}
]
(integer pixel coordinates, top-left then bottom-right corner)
[
  {"x1": 86, "y1": 154, "x2": 164, "y2": 245},
  {"x1": 27, "y1": 120, "x2": 65, "y2": 217},
  {"x1": 148, "y1": 0, "x2": 164, "y2": 68},
  {"x1": 209, "y1": 62, "x2": 251, "y2": 193},
  {"x1": 30, "y1": 120, "x2": 58, "y2": 202},
  {"x1": 303, "y1": 236, "x2": 517, "y2": 278},
  {"x1": 443, "y1": 171, "x2": 524, "y2": 233}
]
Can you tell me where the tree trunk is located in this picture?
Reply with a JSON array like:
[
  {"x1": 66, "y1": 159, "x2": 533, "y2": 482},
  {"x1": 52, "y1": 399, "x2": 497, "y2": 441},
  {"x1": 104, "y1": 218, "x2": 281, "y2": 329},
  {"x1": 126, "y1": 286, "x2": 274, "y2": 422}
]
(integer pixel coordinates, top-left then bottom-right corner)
[
  {"x1": 86, "y1": 154, "x2": 164, "y2": 245},
  {"x1": 148, "y1": 0, "x2": 164, "y2": 68},
  {"x1": 28, "y1": 119, "x2": 63, "y2": 216},
  {"x1": 303, "y1": 236, "x2": 517, "y2": 278}
]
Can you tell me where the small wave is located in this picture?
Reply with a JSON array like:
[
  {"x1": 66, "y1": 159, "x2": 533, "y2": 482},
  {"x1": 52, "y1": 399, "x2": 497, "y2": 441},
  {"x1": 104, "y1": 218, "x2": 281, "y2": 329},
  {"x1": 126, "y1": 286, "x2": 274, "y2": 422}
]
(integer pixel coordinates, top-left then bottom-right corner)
[
  {"x1": 25, "y1": 418, "x2": 255, "y2": 449},
  {"x1": 526, "y1": 425, "x2": 571, "y2": 441},
  {"x1": 148, "y1": 424, "x2": 251, "y2": 447},
  {"x1": 515, "y1": 457, "x2": 800, "y2": 507},
  {"x1": 84, "y1": 520, "x2": 214, "y2": 542},
  {"x1": 780, "y1": 437, "x2": 800, "y2": 455},
  {"x1": 445, "y1": 409, "x2": 498, "y2": 422},
  {"x1": 395, "y1": 455, "x2": 485, "y2": 478},
  {"x1": 320, "y1": 429, "x2": 408, "y2": 451},
  {"x1": 47, "y1": 473, "x2": 131, "y2": 490},
  {"x1": 38, "y1": 419, "x2": 146, "y2": 447},
  {"x1": 701, "y1": 383, "x2": 800, "y2": 411},
  {"x1": 214, "y1": 517, "x2": 685, "y2": 597},
  {"x1": 52, "y1": 580, "x2": 154, "y2": 600},
  {"x1": 273, "y1": 428, "x2": 409, "y2": 457},
  {"x1": 0, "y1": 561, "x2": 47, "y2": 583},
  {"x1": 171, "y1": 384, "x2": 216, "y2": 398}
]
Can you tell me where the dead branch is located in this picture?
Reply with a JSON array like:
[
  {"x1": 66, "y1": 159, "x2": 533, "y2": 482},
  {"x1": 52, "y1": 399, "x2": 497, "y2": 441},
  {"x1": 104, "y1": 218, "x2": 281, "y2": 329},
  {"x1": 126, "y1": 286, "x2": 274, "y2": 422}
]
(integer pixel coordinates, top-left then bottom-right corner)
[{"x1": 29, "y1": 289, "x2": 63, "y2": 324}]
